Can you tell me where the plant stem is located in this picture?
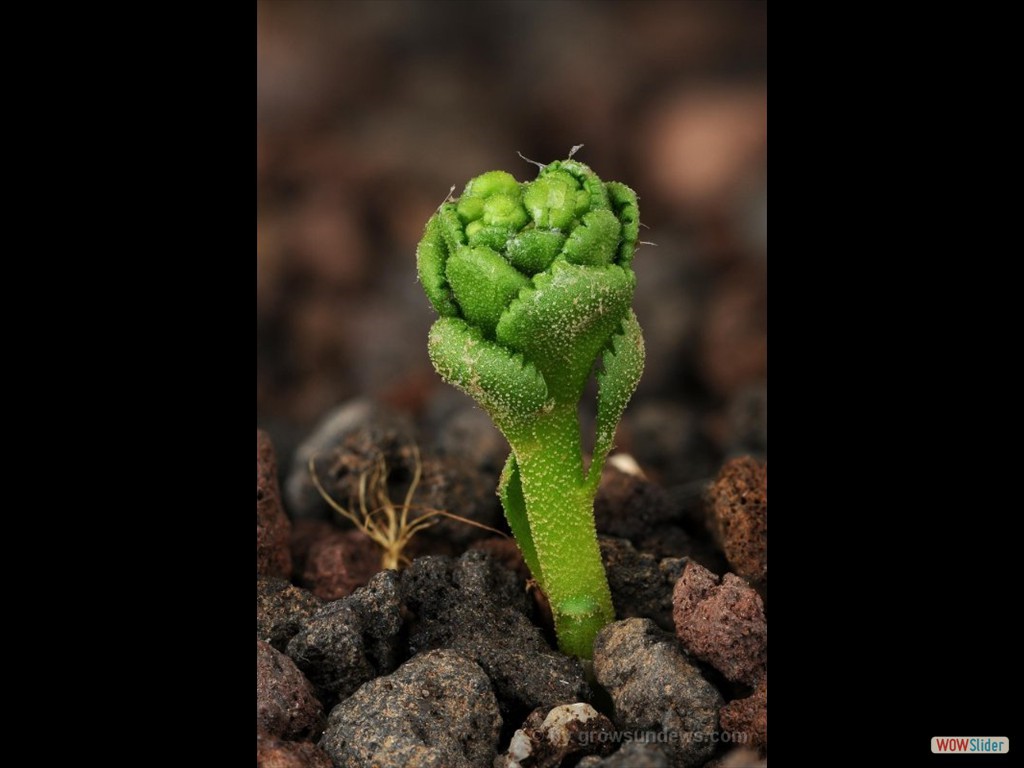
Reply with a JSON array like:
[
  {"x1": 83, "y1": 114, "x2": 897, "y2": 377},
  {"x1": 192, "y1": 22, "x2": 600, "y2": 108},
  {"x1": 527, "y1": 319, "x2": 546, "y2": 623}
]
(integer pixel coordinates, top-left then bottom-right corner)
[{"x1": 507, "y1": 402, "x2": 614, "y2": 658}]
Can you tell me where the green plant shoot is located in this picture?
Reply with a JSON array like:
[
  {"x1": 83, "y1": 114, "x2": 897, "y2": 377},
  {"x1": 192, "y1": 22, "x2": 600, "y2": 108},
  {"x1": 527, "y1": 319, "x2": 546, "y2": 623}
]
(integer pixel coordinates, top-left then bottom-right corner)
[{"x1": 417, "y1": 157, "x2": 645, "y2": 659}]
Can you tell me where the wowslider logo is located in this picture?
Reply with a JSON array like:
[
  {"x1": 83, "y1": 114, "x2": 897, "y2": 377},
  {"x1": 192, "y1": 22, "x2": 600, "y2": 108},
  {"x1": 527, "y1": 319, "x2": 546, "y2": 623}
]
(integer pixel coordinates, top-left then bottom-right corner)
[{"x1": 932, "y1": 737, "x2": 1009, "y2": 754}]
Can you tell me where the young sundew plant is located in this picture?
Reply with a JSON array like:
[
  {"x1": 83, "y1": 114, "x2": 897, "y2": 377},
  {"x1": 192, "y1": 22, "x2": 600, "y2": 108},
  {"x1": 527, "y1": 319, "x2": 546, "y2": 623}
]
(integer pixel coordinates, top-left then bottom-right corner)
[{"x1": 416, "y1": 155, "x2": 645, "y2": 658}]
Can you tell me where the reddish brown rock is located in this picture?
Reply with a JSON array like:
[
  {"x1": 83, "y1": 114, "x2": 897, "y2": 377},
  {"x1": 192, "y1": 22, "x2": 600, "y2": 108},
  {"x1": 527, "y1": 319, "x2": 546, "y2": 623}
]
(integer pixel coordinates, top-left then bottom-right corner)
[
  {"x1": 258, "y1": 430, "x2": 293, "y2": 578},
  {"x1": 256, "y1": 639, "x2": 323, "y2": 740},
  {"x1": 672, "y1": 561, "x2": 766, "y2": 686},
  {"x1": 708, "y1": 457, "x2": 766, "y2": 590},
  {"x1": 720, "y1": 675, "x2": 767, "y2": 755},
  {"x1": 300, "y1": 527, "x2": 380, "y2": 600},
  {"x1": 256, "y1": 734, "x2": 333, "y2": 768}
]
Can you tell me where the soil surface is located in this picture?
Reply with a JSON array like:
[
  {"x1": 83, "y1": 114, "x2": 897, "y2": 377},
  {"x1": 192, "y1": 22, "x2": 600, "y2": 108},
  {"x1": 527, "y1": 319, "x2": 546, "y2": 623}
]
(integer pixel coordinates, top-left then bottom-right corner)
[{"x1": 257, "y1": 406, "x2": 767, "y2": 767}]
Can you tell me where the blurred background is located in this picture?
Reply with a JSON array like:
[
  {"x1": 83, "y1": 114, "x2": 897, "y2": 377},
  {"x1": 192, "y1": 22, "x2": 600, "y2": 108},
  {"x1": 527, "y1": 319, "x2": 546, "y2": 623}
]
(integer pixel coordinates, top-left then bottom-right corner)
[{"x1": 257, "y1": 0, "x2": 766, "y2": 483}]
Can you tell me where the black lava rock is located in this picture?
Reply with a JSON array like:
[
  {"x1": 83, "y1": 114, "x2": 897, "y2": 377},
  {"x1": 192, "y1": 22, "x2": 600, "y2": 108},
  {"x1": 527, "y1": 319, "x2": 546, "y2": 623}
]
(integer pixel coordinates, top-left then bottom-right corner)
[
  {"x1": 595, "y1": 466, "x2": 676, "y2": 541},
  {"x1": 601, "y1": 537, "x2": 686, "y2": 631},
  {"x1": 592, "y1": 619, "x2": 722, "y2": 768},
  {"x1": 319, "y1": 649, "x2": 501, "y2": 768},
  {"x1": 286, "y1": 570, "x2": 403, "y2": 708},
  {"x1": 400, "y1": 551, "x2": 588, "y2": 715},
  {"x1": 258, "y1": 577, "x2": 323, "y2": 652}
]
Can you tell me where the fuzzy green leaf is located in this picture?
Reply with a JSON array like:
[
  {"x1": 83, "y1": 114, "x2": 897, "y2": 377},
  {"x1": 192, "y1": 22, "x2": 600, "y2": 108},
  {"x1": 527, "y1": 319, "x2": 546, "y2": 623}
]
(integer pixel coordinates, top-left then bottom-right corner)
[
  {"x1": 505, "y1": 229, "x2": 566, "y2": 275},
  {"x1": 482, "y1": 193, "x2": 529, "y2": 230},
  {"x1": 606, "y1": 181, "x2": 639, "y2": 265},
  {"x1": 496, "y1": 261, "x2": 635, "y2": 399},
  {"x1": 446, "y1": 245, "x2": 531, "y2": 338},
  {"x1": 467, "y1": 224, "x2": 515, "y2": 252},
  {"x1": 428, "y1": 317, "x2": 550, "y2": 428},
  {"x1": 523, "y1": 174, "x2": 578, "y2": 230},
  {"x1": 499, "y1": 453, "x2": 543, "y2": 589},
  {"x1": 456, "y1": 195, "x2": 485, "y2": 224},
  {"x1": 547, "y1": 159, "x2": 610, "y2": 212},
  {"x1": 416, "y1": 215, "x2": 458, "y2": 317},
  {"x1": 562, "y1": 209, "x2": 622, "y2": 267},
  {"x1": 464, "y1": 169, "x2": 520, "y2": 199},
  {"x1": 437, "y1": 203, "x2": 467, "y2": 255},
  {"x1": 588, "y1": 310, "x2": 645, "y2": 488}
]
